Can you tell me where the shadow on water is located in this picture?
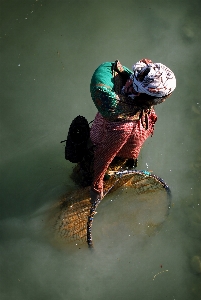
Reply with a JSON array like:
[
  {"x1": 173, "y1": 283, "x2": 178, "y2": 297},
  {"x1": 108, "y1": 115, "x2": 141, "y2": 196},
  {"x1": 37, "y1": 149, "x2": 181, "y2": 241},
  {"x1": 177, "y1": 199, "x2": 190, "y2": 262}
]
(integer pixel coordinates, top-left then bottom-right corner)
[{"x1": 0, "y1": 0, "x2": 201, "y2": 299}]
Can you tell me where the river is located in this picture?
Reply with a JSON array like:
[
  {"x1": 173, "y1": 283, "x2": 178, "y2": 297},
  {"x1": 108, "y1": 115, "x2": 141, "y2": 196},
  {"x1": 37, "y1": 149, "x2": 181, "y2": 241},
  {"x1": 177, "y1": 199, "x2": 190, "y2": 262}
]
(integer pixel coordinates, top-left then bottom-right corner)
[{"x1": 0, "y1": 0, "x2": 201, "y2": 299}]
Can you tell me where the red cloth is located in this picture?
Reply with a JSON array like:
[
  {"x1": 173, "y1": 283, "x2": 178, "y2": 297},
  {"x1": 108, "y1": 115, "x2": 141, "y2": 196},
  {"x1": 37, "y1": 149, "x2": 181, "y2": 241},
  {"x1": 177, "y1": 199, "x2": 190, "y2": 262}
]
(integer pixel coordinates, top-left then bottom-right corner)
[{"x1": 90, "y1": 110, "x2": 157, "y2": 195}]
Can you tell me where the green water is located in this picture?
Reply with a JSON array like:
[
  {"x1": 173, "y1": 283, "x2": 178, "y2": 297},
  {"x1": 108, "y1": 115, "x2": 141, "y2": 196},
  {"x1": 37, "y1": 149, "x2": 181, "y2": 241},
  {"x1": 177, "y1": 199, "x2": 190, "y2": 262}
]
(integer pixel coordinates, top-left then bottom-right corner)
[{"x1": 0, "y1": 0, "x2": 201, "y2": 299}]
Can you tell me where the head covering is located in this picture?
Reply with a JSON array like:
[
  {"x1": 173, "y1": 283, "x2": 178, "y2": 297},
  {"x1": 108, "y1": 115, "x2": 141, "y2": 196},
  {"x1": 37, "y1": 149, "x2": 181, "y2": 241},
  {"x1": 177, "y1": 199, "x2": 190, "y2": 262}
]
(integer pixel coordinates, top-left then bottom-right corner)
[{"x1": 131, "y1": 59, "x2": 176, "y2": 98}]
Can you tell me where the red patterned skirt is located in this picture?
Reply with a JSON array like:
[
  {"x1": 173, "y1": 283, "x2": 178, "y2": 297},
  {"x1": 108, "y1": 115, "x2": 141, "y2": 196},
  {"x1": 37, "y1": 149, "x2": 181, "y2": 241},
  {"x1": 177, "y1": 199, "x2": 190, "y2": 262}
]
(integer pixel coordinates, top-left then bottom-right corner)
[{"x1": 90, "y1": 111, "x2": 157, "y2": 195}]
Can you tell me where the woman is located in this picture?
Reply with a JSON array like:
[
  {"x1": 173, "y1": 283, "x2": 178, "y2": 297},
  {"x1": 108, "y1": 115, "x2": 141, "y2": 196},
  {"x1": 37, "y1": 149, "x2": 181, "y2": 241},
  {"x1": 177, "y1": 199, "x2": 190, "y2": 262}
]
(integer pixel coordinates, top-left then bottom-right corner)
[{"x1": 90, "y1": 59, "x2": 176, "y2": 203}]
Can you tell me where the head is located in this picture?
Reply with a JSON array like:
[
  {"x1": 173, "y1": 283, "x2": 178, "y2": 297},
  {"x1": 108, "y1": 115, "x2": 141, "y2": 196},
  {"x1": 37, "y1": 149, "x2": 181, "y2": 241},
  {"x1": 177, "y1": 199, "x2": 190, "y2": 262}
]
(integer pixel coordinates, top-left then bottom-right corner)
[{"x1": 129, "y1": 58, "x2": 176, "y2": 107}]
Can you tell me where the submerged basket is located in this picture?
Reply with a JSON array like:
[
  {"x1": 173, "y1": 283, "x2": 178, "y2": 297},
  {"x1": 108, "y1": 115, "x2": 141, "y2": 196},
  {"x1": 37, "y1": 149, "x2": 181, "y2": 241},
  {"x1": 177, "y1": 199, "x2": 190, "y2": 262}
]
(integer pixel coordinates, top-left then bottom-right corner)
[{"x1": 53, "y1": 169, "x2": 171, "y2": 248}]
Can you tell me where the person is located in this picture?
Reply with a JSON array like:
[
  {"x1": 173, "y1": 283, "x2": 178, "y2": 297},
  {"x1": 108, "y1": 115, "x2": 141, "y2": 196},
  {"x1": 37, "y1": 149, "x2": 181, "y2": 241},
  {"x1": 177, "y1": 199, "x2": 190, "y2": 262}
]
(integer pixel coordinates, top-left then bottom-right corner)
[{"x1": 89, "y1": 58, "x2": 176, "y2": 203}]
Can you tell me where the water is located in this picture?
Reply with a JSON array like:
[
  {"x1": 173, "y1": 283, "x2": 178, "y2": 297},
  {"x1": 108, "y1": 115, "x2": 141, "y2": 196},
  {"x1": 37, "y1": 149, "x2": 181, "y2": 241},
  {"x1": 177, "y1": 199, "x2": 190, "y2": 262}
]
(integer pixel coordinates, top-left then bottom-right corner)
[{"x1": 0, "y1": 0, "x2": 201, "y2": 299}]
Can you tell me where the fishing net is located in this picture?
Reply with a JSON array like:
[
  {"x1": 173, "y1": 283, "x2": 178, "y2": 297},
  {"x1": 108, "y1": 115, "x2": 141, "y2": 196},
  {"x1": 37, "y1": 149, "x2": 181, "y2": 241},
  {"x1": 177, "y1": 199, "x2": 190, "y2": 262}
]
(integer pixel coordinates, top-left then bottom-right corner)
[{"x1": 53, "y1": 169, "x2": 171, "y2": 248}]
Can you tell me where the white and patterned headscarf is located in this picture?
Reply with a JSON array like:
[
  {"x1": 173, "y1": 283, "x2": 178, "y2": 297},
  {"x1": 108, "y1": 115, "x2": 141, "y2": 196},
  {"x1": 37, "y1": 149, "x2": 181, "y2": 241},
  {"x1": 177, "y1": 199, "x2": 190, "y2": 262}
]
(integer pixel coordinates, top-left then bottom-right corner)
[{"x1": 131, "y1": 59, "x2": 176, "y2": 98}]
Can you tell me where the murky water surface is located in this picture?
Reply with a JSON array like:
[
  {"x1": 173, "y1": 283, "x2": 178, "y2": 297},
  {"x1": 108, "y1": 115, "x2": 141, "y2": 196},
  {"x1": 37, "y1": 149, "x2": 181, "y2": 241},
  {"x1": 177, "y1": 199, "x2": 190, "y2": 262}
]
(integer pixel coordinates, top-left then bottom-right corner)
[{"x1": 0, "y1": 0, "x2": 201, "y2": 299}]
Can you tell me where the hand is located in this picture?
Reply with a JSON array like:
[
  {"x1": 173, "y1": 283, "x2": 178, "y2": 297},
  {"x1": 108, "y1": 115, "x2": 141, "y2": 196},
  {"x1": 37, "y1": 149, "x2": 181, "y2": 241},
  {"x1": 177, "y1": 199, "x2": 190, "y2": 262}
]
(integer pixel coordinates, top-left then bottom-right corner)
[
  {"x1": 90, "y1": 189, "x2": 102, "y2": 204},
  {"x1": 114, "y1": 60, "x2": 124, "y2": 73},
  {"x1": 140, "y1": 58, "x2": 153, "y2": 65}
]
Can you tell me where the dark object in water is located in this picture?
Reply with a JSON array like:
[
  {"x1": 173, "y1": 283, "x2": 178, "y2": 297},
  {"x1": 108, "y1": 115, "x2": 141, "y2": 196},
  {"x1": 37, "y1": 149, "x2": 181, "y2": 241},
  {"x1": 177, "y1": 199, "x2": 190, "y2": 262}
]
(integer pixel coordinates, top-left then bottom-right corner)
[{"x1": 63, "y1": 115, "x2": 90, "y2": 163}]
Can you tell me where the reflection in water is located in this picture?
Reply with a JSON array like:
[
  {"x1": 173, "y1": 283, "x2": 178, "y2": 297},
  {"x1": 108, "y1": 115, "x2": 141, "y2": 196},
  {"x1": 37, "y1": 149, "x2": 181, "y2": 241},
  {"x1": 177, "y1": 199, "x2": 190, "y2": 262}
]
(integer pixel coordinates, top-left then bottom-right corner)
[{"x1": 0, "y1": 0, "x2": 201, "y2": 299}]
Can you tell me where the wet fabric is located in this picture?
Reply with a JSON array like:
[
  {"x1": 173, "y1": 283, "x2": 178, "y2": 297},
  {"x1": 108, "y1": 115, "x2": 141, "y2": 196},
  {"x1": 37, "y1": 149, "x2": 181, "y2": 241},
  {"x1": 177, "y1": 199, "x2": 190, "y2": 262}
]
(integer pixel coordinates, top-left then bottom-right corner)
[{"x1": 90, "y1": 111, "x2": 157, "y2": 194}]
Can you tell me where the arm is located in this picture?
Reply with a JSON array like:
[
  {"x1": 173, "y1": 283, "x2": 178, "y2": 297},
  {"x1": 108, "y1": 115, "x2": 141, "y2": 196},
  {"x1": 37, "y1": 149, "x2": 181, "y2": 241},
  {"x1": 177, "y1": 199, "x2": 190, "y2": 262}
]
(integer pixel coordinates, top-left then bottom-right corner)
[
  {"x1": 92, "y1": 87, "x2": 140, "y2": 121},
  {"x1": 91, "y1": 61, "x2": 140, "y2": 121}
]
